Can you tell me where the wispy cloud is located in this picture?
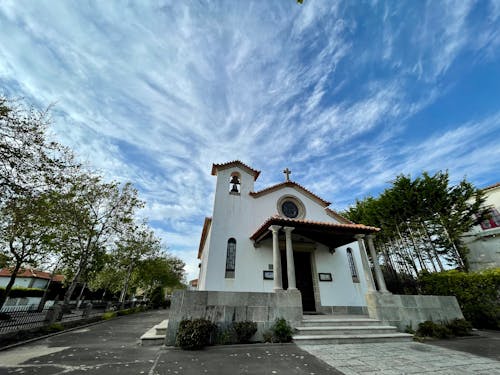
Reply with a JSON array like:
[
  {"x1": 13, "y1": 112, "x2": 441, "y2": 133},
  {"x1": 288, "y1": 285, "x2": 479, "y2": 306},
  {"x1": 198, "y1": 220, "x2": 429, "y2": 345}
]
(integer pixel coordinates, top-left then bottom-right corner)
[{"x1": 1, "y1": 1, "x2": 499, "y2": 280}]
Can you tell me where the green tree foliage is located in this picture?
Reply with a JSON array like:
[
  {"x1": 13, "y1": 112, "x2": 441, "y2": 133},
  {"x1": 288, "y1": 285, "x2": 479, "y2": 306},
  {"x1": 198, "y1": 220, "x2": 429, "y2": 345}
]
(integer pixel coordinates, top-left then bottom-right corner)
[
  {"x1": 54, "y1": 175, "x2": 144, "y2": 307},
  {"x1": 0, "y1": 192, "x2": 60, "y2": 308},
  {"x1": 0, "y1": 96, "x2": 186, "y2": 310},
  {"x1": 0, "y1": 97, "x2": 76, "y2": 309},
  {"x1": 345, "y1": 171, "x2": 484, "y2": 273}
]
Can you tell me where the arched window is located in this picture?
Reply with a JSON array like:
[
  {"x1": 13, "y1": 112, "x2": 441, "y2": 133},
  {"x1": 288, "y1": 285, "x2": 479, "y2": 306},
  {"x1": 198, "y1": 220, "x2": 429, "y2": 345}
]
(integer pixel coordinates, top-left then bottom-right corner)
[
  {"x1": 347, "y1": 248, "x2": 359, "y2": 283},
  {"x1": 225, "y1": 238, "x2": 236, "y2": 278},
  {"x1": 229, "y1": 172, "x2": 241, "y2": 194}
]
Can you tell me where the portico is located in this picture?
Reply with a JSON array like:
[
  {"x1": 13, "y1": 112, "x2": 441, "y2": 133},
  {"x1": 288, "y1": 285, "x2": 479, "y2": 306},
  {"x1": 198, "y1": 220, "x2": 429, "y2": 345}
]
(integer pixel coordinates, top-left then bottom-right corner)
[{"x1": 251, "y1": 216, "x2": 390, "y2": 312}]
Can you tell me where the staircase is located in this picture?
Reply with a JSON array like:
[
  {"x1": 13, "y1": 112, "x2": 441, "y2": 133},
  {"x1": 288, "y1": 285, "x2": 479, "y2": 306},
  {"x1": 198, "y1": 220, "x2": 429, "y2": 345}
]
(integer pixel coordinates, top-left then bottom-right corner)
[
  {"x1": 293, "y1": 315, "x2": 413, "y2": 345},
  {"x1": 140, "y1": 319, "x2": 168, "y2": 346}
]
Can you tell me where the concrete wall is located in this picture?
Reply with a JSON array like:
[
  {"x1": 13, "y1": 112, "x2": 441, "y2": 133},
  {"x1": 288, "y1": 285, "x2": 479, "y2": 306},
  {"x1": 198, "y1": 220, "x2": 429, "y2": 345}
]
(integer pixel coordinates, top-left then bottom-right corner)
[
  {"x1": 366, "y1": 292, "x2": 464, "y2": 331},
  {"x1": 165, "y1": 289, "x2": 303, "y2": 345}
]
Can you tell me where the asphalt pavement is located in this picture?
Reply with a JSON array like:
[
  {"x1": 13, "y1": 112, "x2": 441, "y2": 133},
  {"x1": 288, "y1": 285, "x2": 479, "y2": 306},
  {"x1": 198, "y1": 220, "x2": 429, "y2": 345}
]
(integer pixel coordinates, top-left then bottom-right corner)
[
  {"x1": 0, "y1": 309, "x2": 340, "y2": 375},
  {"x1": 0, "y1": 309, "x2": 499, "y2": 375}
]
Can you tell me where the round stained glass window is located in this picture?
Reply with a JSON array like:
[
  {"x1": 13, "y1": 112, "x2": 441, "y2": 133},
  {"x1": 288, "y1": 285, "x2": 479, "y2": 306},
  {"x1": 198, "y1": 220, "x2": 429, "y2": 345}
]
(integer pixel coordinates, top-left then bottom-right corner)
[{"x1": 282, "y1": 201, "x2": 299, "y2": 218}]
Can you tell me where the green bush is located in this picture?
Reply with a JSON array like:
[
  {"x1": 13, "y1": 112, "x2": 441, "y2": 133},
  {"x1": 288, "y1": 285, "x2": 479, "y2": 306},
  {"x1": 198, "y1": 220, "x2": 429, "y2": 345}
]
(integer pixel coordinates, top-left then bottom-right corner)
[
  {"x1": 418, "y1": 269, "x2": 500, "y2": 329},
  {"x1": 176, "y1": 319, "x2": 216, "y2": 350},
  {"x1": 102, "y1": 311, "x2": 117, "y2": 320},
  {"x1": 445, "y1": 318, "x2": 473, "y2": 336},
  {"x1": 43, "y1": 323, "x2": 65, "y2": 333},
  {"x1": 270, "y1": 318, "x2": 294, "y2": 343},
  {"x1": 416, "y1": 319, "x2": 472, "y2": 338},
  {"x1": 416, "y1": 321, "x2": 451, "y2": 339},
  {"x1": 233, "y1": 321, "x2": 257, "y2": 343},
  {"x1": 215, "y1": 328, "x2": 234, "y2": 345}
]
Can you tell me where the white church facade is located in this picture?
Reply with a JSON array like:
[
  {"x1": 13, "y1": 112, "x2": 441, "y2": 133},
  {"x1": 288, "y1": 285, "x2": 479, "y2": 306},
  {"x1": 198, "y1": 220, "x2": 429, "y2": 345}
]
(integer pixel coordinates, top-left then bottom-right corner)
[
  {"x1": 196, "y1": 160, "x2": 389, "y2": 314},
  {"x1": 165, "y1": 161, "x2": 464, "y2": 344}
]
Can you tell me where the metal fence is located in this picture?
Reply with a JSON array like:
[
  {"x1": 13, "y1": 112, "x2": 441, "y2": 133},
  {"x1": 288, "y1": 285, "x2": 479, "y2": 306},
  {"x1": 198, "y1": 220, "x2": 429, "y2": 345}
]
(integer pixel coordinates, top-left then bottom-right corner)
[
  {"x1": 0, "y1": 300, "x2": 143, "y2": 335},
  {"x1": 0, "y1": 305, "x2": 48, "y2": 334}
]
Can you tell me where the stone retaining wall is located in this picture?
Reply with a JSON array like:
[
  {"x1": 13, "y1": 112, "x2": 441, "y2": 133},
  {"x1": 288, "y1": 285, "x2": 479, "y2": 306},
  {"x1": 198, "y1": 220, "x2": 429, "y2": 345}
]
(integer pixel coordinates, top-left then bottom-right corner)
[
  {"x1": 165, "y1": 289, "x2": 302, "y2": 345},
  {"x1": 366, "y1": 293, "x2": 464, "y2": 331}
]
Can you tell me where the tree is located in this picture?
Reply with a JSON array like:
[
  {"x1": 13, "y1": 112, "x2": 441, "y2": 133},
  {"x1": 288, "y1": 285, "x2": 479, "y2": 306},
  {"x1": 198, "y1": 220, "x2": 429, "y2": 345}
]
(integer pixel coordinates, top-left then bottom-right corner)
[
  {"x1": 54, "y1": 174, "x2": 144, "y2": 308},
  {"x1": 133, "y1": 254, "x2": 185, "y2": 299},
  {"x1": 115, "y1": 225, "x2": 161, "y2": 307},
  {"x1": 0, "y1": 96, "x2": 72, "y2": 201},
  {"x1": 345, "y1": 171, "x2": 485, "y2": 274},
  {"x1": 0, "y1": 192, "x2": 59, "y2": 308}
]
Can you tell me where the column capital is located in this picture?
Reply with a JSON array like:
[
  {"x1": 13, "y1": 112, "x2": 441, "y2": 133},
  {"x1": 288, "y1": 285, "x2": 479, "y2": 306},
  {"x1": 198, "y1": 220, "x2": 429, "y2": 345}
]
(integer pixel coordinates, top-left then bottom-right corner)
[
  {"x1": 354, "y1": 234, "x2": 365, "y2": 240},
  {"x1": 366, "y1": 234, "x2": 376, "y2": 240},
  {"x1": 283, "y1": 226, "x2": 295, "y2": 232},
  {"x1": 268, "y1": 225, "x2": 281, "y2": 233}
]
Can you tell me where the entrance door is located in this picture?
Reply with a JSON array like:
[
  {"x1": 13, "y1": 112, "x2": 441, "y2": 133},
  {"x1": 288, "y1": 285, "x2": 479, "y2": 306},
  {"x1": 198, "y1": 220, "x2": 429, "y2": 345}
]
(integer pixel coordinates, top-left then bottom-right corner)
[{"x1": 281, "y1": 251, "x2": 316, "y2": 312}]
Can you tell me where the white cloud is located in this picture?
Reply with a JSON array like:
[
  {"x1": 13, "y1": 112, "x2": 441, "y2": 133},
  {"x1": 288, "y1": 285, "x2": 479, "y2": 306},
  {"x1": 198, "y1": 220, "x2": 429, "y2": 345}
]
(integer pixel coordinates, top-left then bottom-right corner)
[{"x1": 1, "y1": 1, "x2": 499, "y2": 278}]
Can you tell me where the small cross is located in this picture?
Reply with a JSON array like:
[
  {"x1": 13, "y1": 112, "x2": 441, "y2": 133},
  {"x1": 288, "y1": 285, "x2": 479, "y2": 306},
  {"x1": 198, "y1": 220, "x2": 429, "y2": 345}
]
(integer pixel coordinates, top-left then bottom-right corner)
[{"x1": 283, "y1": 168, "x2": 291, "y2": 182}]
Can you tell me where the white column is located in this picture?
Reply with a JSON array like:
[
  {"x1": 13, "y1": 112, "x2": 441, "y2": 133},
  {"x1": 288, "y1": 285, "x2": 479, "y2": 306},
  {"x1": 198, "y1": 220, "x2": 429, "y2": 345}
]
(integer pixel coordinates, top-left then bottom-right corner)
[
  {"x1": 283, "y1": 226, "x2": 297, "y2": 290},
  {"x1": 366, "y1": 235, "x2": 390, "y2": 293},
  {"x1": 354, "y1": 234, "x2": 376, "y2": 292},
  {"x1": 269, "y1": 225, "x2": 283, "y2": 291}
]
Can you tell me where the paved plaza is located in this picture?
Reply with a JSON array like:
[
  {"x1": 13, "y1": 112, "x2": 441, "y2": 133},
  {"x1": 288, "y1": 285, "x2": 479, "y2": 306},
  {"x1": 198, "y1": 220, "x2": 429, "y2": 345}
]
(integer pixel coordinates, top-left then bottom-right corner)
[
  {"x1": 298, "y1": 341, "x2": 500, "y2": 374},
  {"x1": 0, "y1": 309, "x2": 499, "y2": 374}
]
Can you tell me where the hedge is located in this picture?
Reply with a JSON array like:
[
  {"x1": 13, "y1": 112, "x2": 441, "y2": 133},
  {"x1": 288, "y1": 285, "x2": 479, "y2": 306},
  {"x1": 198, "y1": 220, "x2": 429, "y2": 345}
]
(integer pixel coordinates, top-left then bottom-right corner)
[
  {"x1": 418, "y1": 269, "x2": 500, "y2": 329},
  {"x1": 0, "y1": 287, "x2": 45, "y2": 299}
]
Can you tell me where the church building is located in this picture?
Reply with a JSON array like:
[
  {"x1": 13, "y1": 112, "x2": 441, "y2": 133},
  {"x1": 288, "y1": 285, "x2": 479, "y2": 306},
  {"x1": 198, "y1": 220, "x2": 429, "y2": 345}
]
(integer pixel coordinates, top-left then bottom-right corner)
[{"x1": 196, "y1": 160, "x2": 389, "y2": 314}]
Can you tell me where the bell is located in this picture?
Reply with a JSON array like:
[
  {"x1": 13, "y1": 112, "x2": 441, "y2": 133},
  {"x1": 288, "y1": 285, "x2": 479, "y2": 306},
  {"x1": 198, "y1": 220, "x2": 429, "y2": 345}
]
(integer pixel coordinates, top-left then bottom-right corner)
[
  {"x1": 230, "y1": 175, "x2": 240, "y2": 185},
  {"x1": 231, "y1": 183, "x2": 239, "y2": 193}
]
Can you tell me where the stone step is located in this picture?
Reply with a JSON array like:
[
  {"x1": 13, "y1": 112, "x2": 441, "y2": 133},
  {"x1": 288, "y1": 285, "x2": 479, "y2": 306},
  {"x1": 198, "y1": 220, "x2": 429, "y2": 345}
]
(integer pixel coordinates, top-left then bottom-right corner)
[
  {"x1": 140, "y1": 319, "x2": 168, "y2": 346},
  {"x1": 295, "y1": 325, "x2": 398, "y2": 336},
  {"x1": 155, "y1": 320, "x2": 169, "y2": 336},
  {"x1": 299, "y1": 318, "x2": 384, "y2": 327},
  {"x1": 293, "y1": 332, "x2": 414, "y2": 345}
]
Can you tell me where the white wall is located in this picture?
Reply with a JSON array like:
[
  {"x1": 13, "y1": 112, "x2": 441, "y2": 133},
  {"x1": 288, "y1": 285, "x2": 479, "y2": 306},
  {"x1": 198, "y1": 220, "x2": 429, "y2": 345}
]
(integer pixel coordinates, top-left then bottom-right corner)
[
  {"x1": 200, "y1": 164, "x2": 370, "y2": 308},
  {"x1": 463, "y1": 186, "x2": 500, "y2": 271},
  {"x1": 315, "y1": 243, "x2": 368, "y2": 307}
]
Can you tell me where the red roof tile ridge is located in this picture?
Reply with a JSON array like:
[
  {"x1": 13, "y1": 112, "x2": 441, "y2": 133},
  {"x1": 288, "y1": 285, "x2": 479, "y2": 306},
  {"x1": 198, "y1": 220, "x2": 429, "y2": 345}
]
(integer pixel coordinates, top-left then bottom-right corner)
[
  {"x1": 250, "y1": 181, "x2": 331, "y2": 206},
  {"x1": 483, "y1": 182, "x2": 500, "y2": 191},
  {"x1": 211, "y1": 161, "x2": 261, "y2": 180}
]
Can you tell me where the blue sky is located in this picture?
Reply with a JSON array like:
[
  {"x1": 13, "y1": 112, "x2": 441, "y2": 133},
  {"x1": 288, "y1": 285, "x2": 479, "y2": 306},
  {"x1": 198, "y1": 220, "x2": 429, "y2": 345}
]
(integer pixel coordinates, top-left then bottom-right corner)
[{"x1": 1, "y1": 1, "x2": 499, "y2": 281}]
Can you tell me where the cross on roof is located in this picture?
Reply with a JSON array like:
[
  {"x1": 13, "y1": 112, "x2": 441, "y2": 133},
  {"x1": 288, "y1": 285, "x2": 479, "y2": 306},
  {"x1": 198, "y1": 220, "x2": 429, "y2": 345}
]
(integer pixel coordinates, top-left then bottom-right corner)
[{"x1": 283, "y1": 168, "x2": 291, "y2": 182}]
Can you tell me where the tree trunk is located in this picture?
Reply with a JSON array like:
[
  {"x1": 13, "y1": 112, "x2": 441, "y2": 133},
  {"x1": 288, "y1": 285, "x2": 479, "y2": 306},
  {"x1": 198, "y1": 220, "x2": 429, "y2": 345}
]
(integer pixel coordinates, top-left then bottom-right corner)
[
  {"x1": 76, "y1": 282, "x2": 86, "y2": 308},
  {"x1": 0, "y1": 261, "x2": 22, "y2": 310},
  {"x1": 406, "y1": 221, "x2": 429, "y2": 272},
  {"x1": 420, "y1": 221, "x2": 444, "y2": 271},
  {"x1": 120, "y1": 263, "x2": 134, "y2": 309}
]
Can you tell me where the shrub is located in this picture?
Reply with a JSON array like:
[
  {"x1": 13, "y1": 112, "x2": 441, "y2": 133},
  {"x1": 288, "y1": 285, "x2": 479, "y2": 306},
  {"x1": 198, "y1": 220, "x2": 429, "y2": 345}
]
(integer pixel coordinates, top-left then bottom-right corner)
[
  {"x1": 270, "y1": 318, "x2": 293, "y2": 343},
  {"x1": 233, "y1": 321, "x2": 257, "y2": 343},
  {"x1": 44, "y1": 323, "x2": 65, "y2": 333},
  {"x1": 216, "y1": 328, "x2": 234, "y2": 345},
  {"x1": 418, "y1": 269, "x2": 500, "y2": 329},
  {"x1": 445, "y1": 319, "x2": 473, "y2": 336},
  {"x1": 416, "y1": 320, "x2": 451, "y2": 339},
  {"x1": 176, "y1": 319, "x2": 216, "y2": 350},
  {"x1": 102, "y1": 311, "x2": 117, "y2": 320}
]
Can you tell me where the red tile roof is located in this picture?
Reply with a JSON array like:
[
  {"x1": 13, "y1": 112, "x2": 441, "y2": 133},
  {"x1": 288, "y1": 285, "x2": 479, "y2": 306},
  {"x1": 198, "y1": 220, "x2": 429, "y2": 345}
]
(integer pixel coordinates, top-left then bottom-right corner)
[
  {"x1": 197, "y1": 217, "x2": 212, "y2": 259},
  {"x1": 211, "y1": 161, "x2": 261, "y2": 181},
  {"x1": 0, "y1": 268, "x2": 64, "y2": 282},
  {"x1": 250, "y1": 216, "x2": 380, "y2": 242},
  {"x1": 483, "y1": 182, "x2": 500, "y2": 191},
  {"x1": 250, "y1": 181, "x2": 331, "y2": 207}
]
